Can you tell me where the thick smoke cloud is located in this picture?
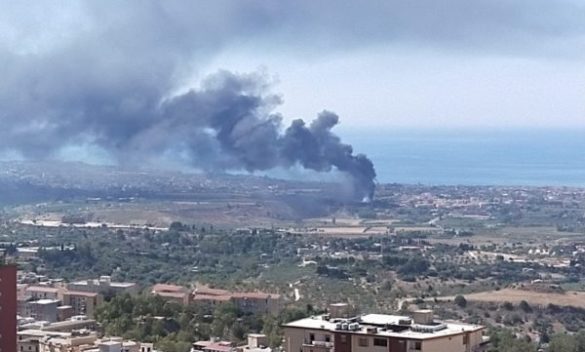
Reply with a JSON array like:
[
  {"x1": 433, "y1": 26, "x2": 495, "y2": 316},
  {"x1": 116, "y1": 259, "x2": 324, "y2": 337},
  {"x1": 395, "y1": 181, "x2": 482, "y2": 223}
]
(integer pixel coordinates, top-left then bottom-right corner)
[
  {"x1": 0, "y1": 1, "x2": 382, "y2": 199},
  {"x1": 1, "y1": 67, "x2": 377, "y2": 199},
  {"x1": 161, "y1": 71, "x2": 376, "y2": 198},
  {"x1": 0, "y1": 56, "x2": 377, "y2": 199},
  {"x1": 8, "y1": 0, "x2": 582, "y2": 198}
]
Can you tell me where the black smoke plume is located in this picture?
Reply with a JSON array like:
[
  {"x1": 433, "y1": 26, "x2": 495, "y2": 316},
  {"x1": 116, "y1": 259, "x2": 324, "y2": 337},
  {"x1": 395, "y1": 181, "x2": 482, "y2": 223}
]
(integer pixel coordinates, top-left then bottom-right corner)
[
  {"x1": 159, "y1": 71, "x2": 376, "y2": 199},
  {"x1": 1, "y1": 67, "x2": 376, "y2": 199},
  {"x1": 0, "y1": 3, "x2": 376, "y2": 200}
]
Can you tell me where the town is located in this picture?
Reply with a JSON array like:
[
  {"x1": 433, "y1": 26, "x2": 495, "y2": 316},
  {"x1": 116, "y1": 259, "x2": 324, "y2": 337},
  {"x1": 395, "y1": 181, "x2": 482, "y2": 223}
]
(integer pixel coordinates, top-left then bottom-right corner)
[{"x1": 1, "y1": 169, "x2": 585, "y2": 351}]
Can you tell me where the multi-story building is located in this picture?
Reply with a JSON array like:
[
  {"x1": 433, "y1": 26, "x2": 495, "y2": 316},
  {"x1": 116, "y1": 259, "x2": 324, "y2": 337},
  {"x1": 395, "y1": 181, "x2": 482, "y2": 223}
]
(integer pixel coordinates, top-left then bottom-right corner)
[
  {"x1": 282, "y1": 310, "x2": 486, "y2": 352},
  {"x1": 0, "y1": 263, "x2": 17, "y2": 352},
  {"x1": 231, "y1": 292, "x2": 282, "y2": 315},
  {"x1": 24, "y1": 286, "x2": 61, "y2": 300},
  {"x1": 61, "y1": 290, "x2": 103, "y2": 318},
  {"x1": 192, "y1": 286, "x2": 232, "y2": 309},
  {"x1": 27, "y1": 299, "x2": 60, "y2": 323},
  {"x1": 56, "y1": 306, "x2": 74, "y2": 322},
  {"x1": 192, "y1": 285, "x2": 282, "y2": 315},
  {"x1": 18, "y1": 331, "x2": 156, "y2": 352},
  {"x1": 67, "y1": 276, "x2": 138, "y2": 296},
  {"x1": 151, "y1": 284, "x2": 191, "y2": 305}
]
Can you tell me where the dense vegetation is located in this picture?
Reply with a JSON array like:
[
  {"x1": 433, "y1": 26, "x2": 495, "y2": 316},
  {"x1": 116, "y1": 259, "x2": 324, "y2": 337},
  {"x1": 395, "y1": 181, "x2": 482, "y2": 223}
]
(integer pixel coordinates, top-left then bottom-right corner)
[{"x1": 95, "y1": 294, "x2": 313, "y2": 352}]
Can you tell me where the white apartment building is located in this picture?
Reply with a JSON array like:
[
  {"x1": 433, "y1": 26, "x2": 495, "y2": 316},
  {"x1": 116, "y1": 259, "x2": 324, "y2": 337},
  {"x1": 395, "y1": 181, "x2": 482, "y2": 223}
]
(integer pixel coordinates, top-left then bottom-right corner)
[{"x1": 283, "y1": 310, "x2": 486, "y2": 352}]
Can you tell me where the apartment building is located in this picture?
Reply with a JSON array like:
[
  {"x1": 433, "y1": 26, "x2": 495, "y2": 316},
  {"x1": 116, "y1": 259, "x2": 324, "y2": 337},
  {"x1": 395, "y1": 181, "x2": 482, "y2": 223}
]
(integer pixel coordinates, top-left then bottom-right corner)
[
  {"x1": 67, "y1": 276, "x2": 138, "y2": 296},
  {"x1": 61, "y1": 290, "x2": 104, "y2": 318},
  {"x1": 283, "y1": 310, "x2": 485, "y2": 352},
  {"x1": 24, "y1": 286, "x2": 60, "y2": 300},
  {"x1": 231, "y1": 292, "x2": 282, "y2": 315},
  {"x1": 0, "y1": 264, "x2": 17, "y2": 352},
  {"x1": 151, "y1": 284, "x2": 191, "y2": 305},
  {"x1": 27, "y1": 299, "x2": 60, "y2": 323},
  {"x1": 193, "y1": 285, "x2": 282, "y2": 315}
]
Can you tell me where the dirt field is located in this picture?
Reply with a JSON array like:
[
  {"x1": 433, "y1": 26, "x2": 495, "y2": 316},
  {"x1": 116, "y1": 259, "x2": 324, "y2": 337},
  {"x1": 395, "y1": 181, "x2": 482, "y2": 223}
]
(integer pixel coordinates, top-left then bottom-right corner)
[{"x1": 440, "y1": 288, "x2": 585, "y2": 308}]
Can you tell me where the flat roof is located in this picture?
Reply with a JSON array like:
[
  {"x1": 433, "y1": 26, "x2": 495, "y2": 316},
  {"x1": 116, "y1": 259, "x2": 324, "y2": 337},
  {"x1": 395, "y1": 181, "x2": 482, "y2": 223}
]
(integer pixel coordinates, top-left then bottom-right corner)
[
  {"x1": 42, "y1": 319, "x2": 96, "y2": 330},
  {"x1": 64, "y1": 290, "x2": 99, "y2": 297},
  {"x1": 18, "y1": 330, "x2": 70, "y2": 338},
  {"x1": 360, "y1": 314, "x2": 411, "y2": 326},
  {"x1": 34, "y1": 299, "x2": 60, "y2": 305},
  {"x1": 283, "y1": 315, "x2": 484, "y2": 340},
  {"x1": 26, "y1": 286, "x2": 60, "y2": 293},
  {"x1": 100, "y1": 341, "x2": 122, "y2": 346},
  {"x1": 70, "y1": 280, "x2": 136, "y2": 288}
]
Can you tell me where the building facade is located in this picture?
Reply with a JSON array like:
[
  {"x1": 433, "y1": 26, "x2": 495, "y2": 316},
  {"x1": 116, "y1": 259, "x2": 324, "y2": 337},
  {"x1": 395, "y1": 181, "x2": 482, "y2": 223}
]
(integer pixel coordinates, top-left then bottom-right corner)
[
  {"x1": 0, "y1": 264, "x2": 17, "y2": 352},
  {"x1": 61, "y1": 291, "x2": 103, "y2": 318},
  {"x1": 192, "y1": 285, "x2": 282, "y2": 315},
  {"x1": 283, "y1": 311, "x2": 485, "y2": 352},
  {"x1": 67, "y1": 276, "x2": 138, "y2": 296}
]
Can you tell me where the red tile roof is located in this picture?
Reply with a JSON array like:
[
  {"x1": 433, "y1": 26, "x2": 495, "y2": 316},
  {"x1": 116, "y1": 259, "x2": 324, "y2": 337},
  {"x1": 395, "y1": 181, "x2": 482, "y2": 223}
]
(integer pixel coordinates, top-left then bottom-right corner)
[
  {"x1": 194, "y1": 286, "x2": 230, "y2": 296},
  {"x1": 152, "y1": 284, "x2": 187, "y2": 293},
  {"x1": 193, "y1": 294, "x2": 232, "y2": 302},
  {"x1": 203, "y1": 342, "x2": 233, "y2": 352}
]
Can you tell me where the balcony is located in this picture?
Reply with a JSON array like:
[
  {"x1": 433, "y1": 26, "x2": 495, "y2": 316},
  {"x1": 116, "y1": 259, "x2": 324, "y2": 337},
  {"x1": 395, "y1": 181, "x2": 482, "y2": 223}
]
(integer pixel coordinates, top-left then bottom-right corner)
[{"x1": 301, "y1": 341, "x2": 334, "y2": 352}]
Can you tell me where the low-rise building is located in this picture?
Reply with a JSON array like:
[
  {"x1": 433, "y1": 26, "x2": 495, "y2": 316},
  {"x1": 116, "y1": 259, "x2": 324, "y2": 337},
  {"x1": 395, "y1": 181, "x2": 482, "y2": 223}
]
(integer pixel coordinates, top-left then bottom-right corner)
[
  {"x1": 193, "y1": 285, "x2": 282, "y2": 315},
  {"x1": 193, "y1": 340, "x2": 235, "y2": 352},
  {"x1": 61, "y1": 290, "x2": 103, "y2": 318},
  {"x1": 28, "y1": 299, "x2": 60, "y2": 323},
  {"x1": 25, "y1": 286, "x2": 61, "y2": 300},
  {"x1": 236, "y1": 334, "x2": 271, "y2": 352},
  {"x1": 18, "y1": 329, "x2": 97, "y2": 352},
  {"x1": 151, "y1": 284, "x2": 191, "y2": 305},
  {"x1": 282, "y1": 310, "x2": 485, "y2": 352},
  {"x1": 231, "y1": 292, "x2": 282, "y2": 315},
  {"x1": 57, "y1": 305, "x2": 74, "y2": 322},
  {"x1": 67, "y1": 276, "x2": 138, "y2": 296},
  {"x1": 19, "y1": 331, "x2": 156, "y2": 352}
]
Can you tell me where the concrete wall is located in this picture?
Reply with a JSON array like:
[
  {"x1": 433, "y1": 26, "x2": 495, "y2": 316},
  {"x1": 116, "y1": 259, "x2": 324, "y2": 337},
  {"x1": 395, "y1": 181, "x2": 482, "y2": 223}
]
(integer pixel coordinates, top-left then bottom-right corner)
[
  {"x1": 418, "y1": 334, "x2": 466, "y2": 352},
  {"x1": 467, "y1": 330, "x2": 484, "y2": 350}
]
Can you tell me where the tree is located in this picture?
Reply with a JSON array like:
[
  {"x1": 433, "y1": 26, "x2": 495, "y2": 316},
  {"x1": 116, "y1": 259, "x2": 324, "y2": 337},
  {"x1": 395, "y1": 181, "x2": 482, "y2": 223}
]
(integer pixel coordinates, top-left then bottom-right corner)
[
  {"x1": 519, "y1": 300, "x2": 532, "y2": 313},
  {"x1": 549, "y1": 334, "x2": 577, "y2": 352},
  {"x1": 488, "y1": 329, "x2": 535, "y2": 352},
  {"x1": 454, "y1": 295, "x2": 467, "y2": 308}
]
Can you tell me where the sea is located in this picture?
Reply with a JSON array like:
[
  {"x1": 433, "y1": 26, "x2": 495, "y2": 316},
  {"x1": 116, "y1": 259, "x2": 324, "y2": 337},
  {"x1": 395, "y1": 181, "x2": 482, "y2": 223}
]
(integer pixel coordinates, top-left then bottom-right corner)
[{"x1": 341, "y1": 128, "x2": 585, "y2": 187}]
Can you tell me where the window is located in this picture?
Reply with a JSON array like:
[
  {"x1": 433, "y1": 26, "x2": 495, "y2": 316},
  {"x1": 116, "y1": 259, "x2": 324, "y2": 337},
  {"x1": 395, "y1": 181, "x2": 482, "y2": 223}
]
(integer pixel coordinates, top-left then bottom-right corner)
[
  {"x1": 309, "y1": 334, "x2": 315, "y2": 342},
  {"x1": 358, "y1": 338, "x2": 369, "y2": 347},
  {"x1": 463, "y1": 334, "x2": 469, "y2": 345},
  {"x1": 414, "y1": 341, "x2": 422, "y2": 351},
  {"x1": 373, "y1": 338, "x2": 387, "y2": 347},
  {"x1": 325, "y1": 336, "x2": 331, "y2": 343}
]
